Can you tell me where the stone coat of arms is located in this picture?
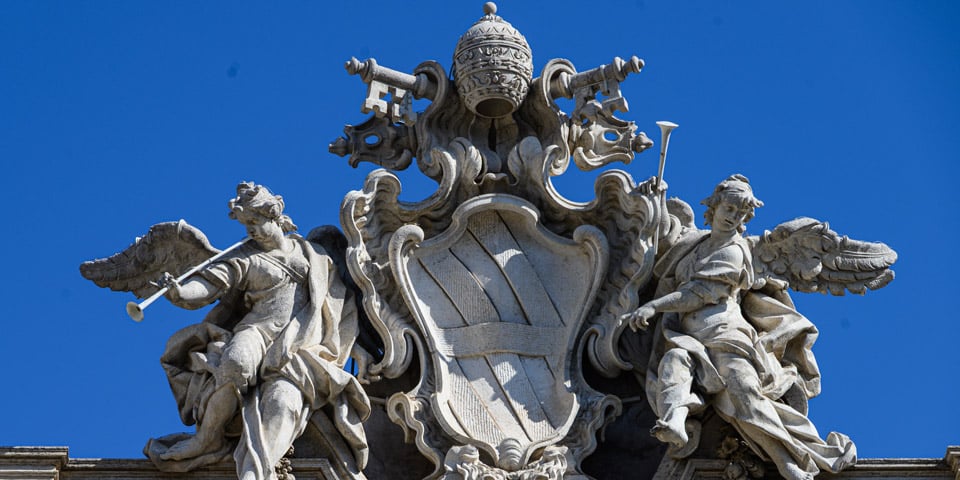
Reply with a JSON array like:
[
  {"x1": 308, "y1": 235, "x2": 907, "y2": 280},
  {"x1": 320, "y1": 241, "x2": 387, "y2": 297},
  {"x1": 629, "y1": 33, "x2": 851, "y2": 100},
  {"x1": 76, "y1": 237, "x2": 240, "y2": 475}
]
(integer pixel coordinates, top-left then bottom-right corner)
[{"x1": 330, "y1": 4, "x2": 677, "y2": 478}]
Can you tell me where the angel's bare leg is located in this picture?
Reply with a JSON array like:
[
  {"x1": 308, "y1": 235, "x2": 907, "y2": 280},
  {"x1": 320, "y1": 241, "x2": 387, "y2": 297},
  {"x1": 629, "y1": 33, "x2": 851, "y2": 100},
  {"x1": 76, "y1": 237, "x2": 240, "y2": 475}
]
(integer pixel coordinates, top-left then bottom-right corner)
[
  {"x1": 651, "y1": 348, "x2": 701, "y2": 450},
  {"x1": 161, "y1": 385, "x2": 237, "y2": 460},
  {"x1": 162, "y1": 328, "x2": 264, "y2": 461},
  {"x1": 652, "y1": 407, "x2": 689, "y2": 447}
]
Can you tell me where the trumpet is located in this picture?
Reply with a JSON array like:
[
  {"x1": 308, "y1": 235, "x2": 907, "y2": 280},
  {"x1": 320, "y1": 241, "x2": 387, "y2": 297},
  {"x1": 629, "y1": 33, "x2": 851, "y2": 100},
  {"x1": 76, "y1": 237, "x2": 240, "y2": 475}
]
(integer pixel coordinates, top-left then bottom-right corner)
[
  {"x1": 652, "y1": 121, "x2": 678, "y2": 256},
  {"x1": 655, "y1": 120, "x2": 678, "y2": 189},
  {"x1": 126, "y1": 237, "x2": 251, "y2": 322}
]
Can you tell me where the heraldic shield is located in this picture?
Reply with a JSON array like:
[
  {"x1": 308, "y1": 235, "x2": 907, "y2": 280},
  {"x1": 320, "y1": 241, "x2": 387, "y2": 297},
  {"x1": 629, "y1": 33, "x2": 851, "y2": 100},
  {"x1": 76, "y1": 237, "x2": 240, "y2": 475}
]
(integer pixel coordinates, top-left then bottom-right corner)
[{"x1": 389, "y1": 194, "x2": 609, "y2": 472}]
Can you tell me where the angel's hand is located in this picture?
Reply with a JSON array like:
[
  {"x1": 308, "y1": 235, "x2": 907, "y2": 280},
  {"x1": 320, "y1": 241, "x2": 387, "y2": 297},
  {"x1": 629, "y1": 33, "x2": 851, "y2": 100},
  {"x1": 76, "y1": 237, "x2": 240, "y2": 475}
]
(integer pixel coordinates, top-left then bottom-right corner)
[
  {"x1": 758, "y1": 277, "x2": 789, "y2": 291},
  {"x1": 352, "y1": 346, "x2": 382, "y2": 385},
  {"x1": 157, "y1": 272, "x2": 182, "y2": 302},
  {"x1": 621, "y1": 304, "x2": 656, "y2": 332},
  {"x1": 636, "y1": 176, "x2": 668, "y2": 196}
]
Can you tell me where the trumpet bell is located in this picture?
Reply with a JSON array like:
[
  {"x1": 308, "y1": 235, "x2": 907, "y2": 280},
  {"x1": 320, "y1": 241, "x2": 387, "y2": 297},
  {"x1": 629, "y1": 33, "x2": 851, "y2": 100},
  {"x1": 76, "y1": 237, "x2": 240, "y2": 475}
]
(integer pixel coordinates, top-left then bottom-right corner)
[
  {"x1": 656, "y1": 120, "x2": 679, "y2": 132},
  {"x1": 126, "y1": 301, "x2": 145, "y2": 322}
]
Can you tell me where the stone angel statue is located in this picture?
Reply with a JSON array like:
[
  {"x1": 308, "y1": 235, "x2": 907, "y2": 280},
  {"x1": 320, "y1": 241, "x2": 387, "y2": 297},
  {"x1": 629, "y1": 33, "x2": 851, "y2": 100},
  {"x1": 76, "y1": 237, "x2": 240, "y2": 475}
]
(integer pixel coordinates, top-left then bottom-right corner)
[
  {"x1": 80, "y1": 182, "x2": 373, "y2": 480},
  {"x1": 620, "y1": 174, "x2": 896, "y2": 480}
]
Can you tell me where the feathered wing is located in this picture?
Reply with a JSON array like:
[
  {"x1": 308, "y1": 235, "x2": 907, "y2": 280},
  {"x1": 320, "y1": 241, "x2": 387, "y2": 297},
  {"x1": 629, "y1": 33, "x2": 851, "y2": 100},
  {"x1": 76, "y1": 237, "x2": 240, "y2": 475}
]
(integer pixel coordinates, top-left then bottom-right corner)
[
  {"x1": 749, "y1": 217, "x2": 897, "y2": 295},
  {"x1": 666, "y1": 197, "x2": 696, "y2": 230},
  {"x1": 79, "y1": 220, "x2": 220, "y2": 298}
]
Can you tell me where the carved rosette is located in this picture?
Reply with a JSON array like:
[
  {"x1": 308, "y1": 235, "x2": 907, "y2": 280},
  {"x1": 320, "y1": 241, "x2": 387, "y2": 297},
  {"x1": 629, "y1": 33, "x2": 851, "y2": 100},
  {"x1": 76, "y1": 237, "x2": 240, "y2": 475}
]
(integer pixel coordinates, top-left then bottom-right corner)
[{"x1": 453, "y1": 3, "x2": 533, "y2": 118}]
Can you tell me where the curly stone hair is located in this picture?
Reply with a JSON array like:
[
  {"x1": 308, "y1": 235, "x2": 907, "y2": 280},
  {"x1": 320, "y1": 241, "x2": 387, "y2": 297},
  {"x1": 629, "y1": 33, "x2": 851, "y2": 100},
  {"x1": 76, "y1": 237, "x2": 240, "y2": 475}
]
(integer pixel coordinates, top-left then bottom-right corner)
[
  {"x1": 701, "y1": 174, "x2": 764, "y2": 233},
  {"x1": 228, "y1": 182, "x2": 298, "y2": 233}
]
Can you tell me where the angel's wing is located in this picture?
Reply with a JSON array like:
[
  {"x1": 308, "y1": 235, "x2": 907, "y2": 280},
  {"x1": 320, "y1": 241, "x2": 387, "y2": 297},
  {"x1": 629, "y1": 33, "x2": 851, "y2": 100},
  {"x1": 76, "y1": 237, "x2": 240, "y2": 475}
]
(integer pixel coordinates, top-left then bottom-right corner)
[
  {"x1": 307, "y1": 225, "x2": 351, "y2": 285},
  {"x1": 307, "y1": 225, "x2": 385, "y2": 361},
  {"x1": 666, "y1": 197, "x2": 696, "y2": 230},
  {"x1": 79, "y1": 220, "x2": 220, "y2": 298},
  {"x1": 749, "y1": 217, "x2": 897, "y2": 295}
]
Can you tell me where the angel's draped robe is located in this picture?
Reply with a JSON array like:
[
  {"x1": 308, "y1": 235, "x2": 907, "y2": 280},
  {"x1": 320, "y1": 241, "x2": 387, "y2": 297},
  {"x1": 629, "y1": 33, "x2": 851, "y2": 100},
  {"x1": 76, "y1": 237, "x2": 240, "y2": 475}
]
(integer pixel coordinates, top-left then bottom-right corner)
[
  {"x1": 144, "y1": 236, "x2": 369, "y2": 479},
  {"x1": 646, "y1": 230, "x2": 856, "y2": 477}
]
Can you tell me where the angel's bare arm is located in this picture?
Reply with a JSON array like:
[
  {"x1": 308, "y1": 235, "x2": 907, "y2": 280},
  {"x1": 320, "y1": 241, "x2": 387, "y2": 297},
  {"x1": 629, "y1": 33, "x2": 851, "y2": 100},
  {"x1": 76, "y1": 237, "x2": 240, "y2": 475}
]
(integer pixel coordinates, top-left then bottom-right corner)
[
  {"x1": 164, "y1": 275, "x2": 222, "y2": 310},
  {"x1": 647, "y1": 289, "x2": 707, "y2": 313},
  {"x1": 623, "y1": 287, "x2": 707, "y2": 331}
]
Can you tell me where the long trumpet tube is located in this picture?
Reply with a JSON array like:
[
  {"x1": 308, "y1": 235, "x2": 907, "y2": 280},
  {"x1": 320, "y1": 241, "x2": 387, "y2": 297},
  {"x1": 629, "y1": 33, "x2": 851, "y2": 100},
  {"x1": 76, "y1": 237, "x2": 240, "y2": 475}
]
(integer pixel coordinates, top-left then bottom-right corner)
[
  {"x1": 126, "y1": 237, "x2": 250, "y2": 322},
  {"x1": 652, "y1": 121, "x2": 678, "y2": 257},
  {"x1": 655, "y1": 121, "x2": 678, "y2": 189}
]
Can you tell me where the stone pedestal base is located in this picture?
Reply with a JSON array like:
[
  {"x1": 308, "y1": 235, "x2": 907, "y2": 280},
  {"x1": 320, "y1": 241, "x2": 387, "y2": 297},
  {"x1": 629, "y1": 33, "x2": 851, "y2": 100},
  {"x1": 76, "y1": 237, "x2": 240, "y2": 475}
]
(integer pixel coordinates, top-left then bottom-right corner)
[
  {"x1": 0, "y1": 447, "x2": 339, "y2": 480},
  {"x1": 653, "y1": 448, "x2": 960, "y2": 480},
  {"x1": 3, "y1": 446, "x2": 958, "y2": 480}
]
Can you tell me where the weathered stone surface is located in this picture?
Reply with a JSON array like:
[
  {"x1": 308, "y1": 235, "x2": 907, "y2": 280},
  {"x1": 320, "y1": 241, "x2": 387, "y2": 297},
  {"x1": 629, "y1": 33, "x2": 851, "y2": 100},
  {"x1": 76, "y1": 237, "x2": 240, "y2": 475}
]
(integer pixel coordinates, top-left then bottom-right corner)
[
  {"x1": 0, "y1": 447, "x2": 340, "y2": 480},
  {"x1": 0, "y1": 447, "x2": 67, "y2": 480},
  {"x1": 80, "y1": 185, "x2": 372, "y2": 480},
  {"x1": 653, "y1": 449, "x2": 960, "y2": 480},
  {"x1": 453, "y1": 2, "x2": 533, "y2": 118},
  {"x1": 330, "y1": 5, "x2": 896, "y2": 471},
  {"x1": 5, "y1": 447, "x2": 958, "y2": 480},
  {"x1": 73, "y1": 3, "x2": 910, "y2": 480},
  {"x1": 619, "y1": 175, "x2": 894, "y2": 480}
]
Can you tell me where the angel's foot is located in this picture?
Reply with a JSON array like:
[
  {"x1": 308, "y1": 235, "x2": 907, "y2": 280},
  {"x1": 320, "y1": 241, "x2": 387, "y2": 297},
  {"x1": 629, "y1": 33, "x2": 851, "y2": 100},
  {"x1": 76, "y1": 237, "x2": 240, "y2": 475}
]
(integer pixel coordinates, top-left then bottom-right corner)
[
  {"x1": 651, "y1": 417, "x2": 688, "y2": 449},
  {"x1": 160, "y1": 436, "x2": 220, "y2": 461},
  {"x1": 665, "y1": 419, "x2": 700, "y2": 459},
  {"x1": 781, "y1": 462, "x2": 815, "y2": 480}
]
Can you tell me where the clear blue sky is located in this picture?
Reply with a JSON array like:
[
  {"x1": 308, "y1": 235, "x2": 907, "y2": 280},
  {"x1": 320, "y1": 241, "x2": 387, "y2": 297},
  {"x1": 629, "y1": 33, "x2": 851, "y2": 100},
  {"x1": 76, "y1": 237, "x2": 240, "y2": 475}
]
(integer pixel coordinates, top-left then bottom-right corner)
[{"x1": 1, "y1": 0, "x2": 957, "y2": 462}]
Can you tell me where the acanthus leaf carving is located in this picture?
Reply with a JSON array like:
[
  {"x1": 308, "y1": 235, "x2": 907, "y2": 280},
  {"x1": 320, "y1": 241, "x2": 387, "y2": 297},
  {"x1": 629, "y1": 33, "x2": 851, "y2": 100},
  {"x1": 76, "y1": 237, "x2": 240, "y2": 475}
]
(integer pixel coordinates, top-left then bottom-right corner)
[{"x1": 445, "y1": 445, "x2": 568, "y2": 480}]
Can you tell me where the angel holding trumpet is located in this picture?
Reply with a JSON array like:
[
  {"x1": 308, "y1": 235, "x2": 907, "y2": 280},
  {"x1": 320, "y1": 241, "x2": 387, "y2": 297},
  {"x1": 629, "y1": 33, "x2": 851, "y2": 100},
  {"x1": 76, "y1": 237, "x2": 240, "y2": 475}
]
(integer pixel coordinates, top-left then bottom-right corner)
[
  {"x1": 621, "y1": 174, "x2": 896, "y2": 480},
  {"x1": 81, "y1": 182, "x2": 374, "y2": 480}
]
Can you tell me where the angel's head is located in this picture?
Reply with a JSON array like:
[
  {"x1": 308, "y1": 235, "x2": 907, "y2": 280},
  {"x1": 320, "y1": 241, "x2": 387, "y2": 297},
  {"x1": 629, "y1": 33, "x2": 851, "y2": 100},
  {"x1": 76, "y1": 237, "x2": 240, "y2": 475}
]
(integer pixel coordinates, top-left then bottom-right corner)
[
  {"x1": 701, "y1": 174, "x2": 764, "y2": 234},
  {"x1": 228, "y1": 183, "x2": 298, "y2": 246}
]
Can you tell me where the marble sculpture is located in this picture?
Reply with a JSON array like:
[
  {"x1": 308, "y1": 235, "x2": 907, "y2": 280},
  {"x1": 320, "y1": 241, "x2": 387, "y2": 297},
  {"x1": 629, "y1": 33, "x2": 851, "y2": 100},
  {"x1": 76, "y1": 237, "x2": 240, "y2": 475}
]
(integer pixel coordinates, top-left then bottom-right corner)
[{"x1": 81, "y1": 3, "x2": 897, "y2": 480}]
